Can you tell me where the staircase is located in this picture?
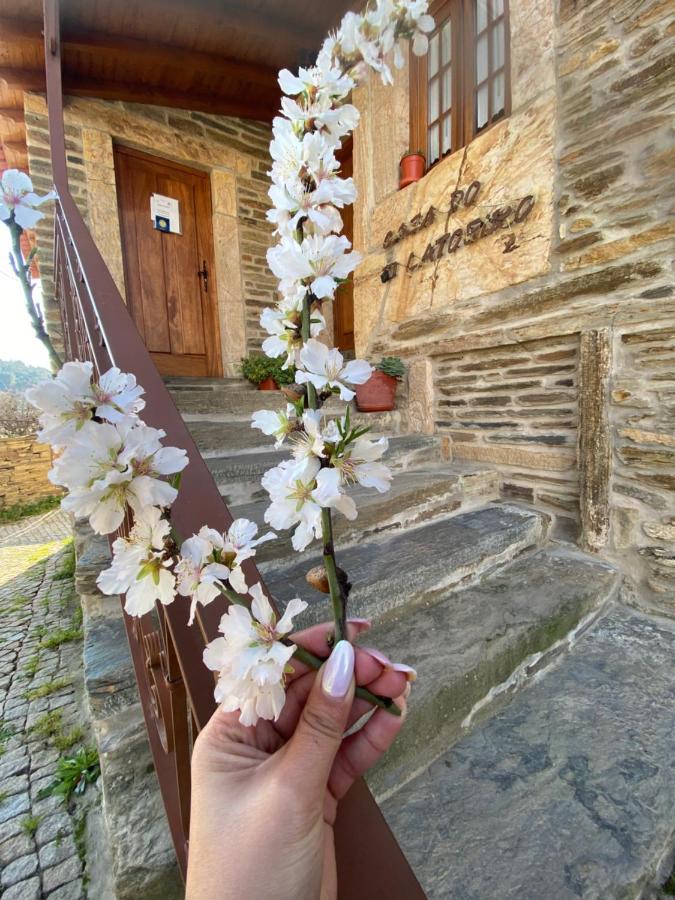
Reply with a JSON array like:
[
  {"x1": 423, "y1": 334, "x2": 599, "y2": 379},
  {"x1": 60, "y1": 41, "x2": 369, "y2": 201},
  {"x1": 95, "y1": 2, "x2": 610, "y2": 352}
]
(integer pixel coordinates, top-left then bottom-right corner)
[{"x1": 167, "y1": 377, "x2": 675, "y2": 899}]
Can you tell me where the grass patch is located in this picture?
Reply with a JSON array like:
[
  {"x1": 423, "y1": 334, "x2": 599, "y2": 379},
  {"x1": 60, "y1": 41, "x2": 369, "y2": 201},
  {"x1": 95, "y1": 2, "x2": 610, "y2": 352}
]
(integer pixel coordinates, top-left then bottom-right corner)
[
  {"x1": 38, "y1": 747, "x2": 99, "y2": 803},
  {"x1": 0, "y1": 720, "x2": 15, "y2": 756},
  {"x1": 54, "y1": 726, "x2": 84, "y2": 752},
  {"x1": 0, "y1": 495, "x2": 61, "y2": 524},
  {"x1": 40, "y1": 626, "x2": 83, "y2": 650},
  {"x1": 8, "y1": 594, "x2": 31, "y2": 612},
  {"x1": 21, "y1": 653, "x2": 41, "y2": 679},
  {"x1": 23, "y1": 677, "x2": 72, "y2": 701},
  {"x1": 21, "y1": 814, "x2": 41, "y2": 837},
  {"x1": 54, "y1": 550, "x2": 76, "y2": 581},
  {"x1": 0, "y1": 790, "x2": 7, "y2": 805}
]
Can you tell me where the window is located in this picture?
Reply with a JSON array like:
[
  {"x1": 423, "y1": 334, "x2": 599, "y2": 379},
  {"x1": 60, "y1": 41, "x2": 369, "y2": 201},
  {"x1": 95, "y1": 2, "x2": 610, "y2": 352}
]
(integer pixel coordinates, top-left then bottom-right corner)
[{"x1": 410, "y1": 0, "x2": 510, "y2": 169}]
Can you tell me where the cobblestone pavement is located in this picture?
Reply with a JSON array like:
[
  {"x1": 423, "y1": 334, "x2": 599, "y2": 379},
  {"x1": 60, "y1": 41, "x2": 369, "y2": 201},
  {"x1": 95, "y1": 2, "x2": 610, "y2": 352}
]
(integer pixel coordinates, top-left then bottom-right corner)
[{"x1": 0, "y1": 510, "x2": 93, "y2": 899}]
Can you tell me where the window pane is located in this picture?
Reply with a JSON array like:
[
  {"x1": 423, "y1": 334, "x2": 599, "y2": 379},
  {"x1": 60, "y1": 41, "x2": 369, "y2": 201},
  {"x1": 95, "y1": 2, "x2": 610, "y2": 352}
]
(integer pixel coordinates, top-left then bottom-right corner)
[
  {"x1": 442, "y1": 115, "x2": 452, "y2": 154},
  {"x1": 428, "y1": 77, "x2": 439, "y2": 123},
  {"x1": 428, "y1": 123, "x2": 440, "y2": 164},
  {"x1": 492, "y1": 71, "x2": 505, "y2": 115},
  {"x1": 442, "y1": 68, "x2": 452, "y2": 112},
  {"x1": 492, "y1": 0, "x2": 504, "y2": 16},
  {"x1": 476, "y1": 33, "x2": 488, "y2": 84},
  {"x1": 441, "y1": 20, "x2": 452, "y2": 65},
  {"x1": 475, "y1": 0, "x2": 488, "y2": 32},
  {"x1": 476, "y1": 83, "x2": 489, "y2": 130},
  {"x1": 494, "y1": 20, "x2": 505, "y2": 69},
  {"x1": 429, "y1": 33, "x2": 439, "y2": 76}
]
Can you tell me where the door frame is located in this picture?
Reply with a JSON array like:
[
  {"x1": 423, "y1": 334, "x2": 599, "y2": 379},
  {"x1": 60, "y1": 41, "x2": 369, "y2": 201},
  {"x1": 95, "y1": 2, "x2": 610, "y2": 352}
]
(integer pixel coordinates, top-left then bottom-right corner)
[{"x1": 113, "y1": 144, "x2": 223, "y2": 377}]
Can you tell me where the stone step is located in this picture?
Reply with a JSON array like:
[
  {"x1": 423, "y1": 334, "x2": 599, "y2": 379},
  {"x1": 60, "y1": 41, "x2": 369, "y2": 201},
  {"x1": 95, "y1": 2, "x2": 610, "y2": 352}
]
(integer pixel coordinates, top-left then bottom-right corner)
[
  {"x1": 183, "y1": 408, "x2": 408, "y2": 457},
  {"x1": 380, "y1": 605, "x2": 675, "y2": 900},
  {"x1": 264, "y1": 504, "x2": 548, "y2": 626},
  {"x1": 163, "y1": 375, "x2": 254, "y2": 392},
  {"x1": 233, "y1": 465, "x2": 500, "y2": 563},
  {"x1": 364, "y1": 546, "x2": 620, "y2": 796},
  {"x1": 209, "y1": 434, "x2": 443, "y2": 505}
]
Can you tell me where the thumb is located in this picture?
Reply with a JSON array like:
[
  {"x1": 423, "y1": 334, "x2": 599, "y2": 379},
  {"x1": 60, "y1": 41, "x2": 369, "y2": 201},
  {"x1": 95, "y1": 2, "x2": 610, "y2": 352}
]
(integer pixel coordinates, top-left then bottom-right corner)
[{"x1": 283, "y1": 640, "x2": 355, "y2": 796}]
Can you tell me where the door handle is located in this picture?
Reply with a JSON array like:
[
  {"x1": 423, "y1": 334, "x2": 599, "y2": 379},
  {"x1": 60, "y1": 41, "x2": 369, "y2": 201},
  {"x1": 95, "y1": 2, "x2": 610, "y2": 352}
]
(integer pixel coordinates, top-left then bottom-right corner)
[{"x1": 197, "y1": 260, "x2": 208, "y2": 292}]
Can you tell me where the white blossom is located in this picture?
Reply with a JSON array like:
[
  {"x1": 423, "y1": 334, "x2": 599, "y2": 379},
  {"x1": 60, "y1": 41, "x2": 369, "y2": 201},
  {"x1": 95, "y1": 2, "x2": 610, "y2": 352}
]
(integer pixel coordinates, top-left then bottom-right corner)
[
  {"x1": 97, "y1": 506, "x2": 176, "y2": 617},
  {"x1": 50, "y1": 421, "x2": 187, "y2": 535},
  {"x1": 0, "y1": 169, "x2": 55, "y2": 229},
  {"x1": 334, "y1": 435, "x2": 393, "y2": 493},
  {"x1": 26, "y1": 361, "x2": 145, "y2": 447},
  {"x1": 296, "y1": 339, "x2": 372, "y2": 401},
  {"x1": 203, "y1": 582, "x2": 307, "y2": 726},
  {"x1": 267, "y1": 234, "x2": 360, "y2": 301},
  {"x1": 251, "y1": 405, "x2": 297, "y2": 447},
  {"x1": 176, "y1": 530, "x2": 232, "y2": 625},
  {"x1": 221, "y1": 518, "x2": 276, "y2": 567},
  {"x1": 260, "y1": 304, "x2": 325, "y2": 366}
]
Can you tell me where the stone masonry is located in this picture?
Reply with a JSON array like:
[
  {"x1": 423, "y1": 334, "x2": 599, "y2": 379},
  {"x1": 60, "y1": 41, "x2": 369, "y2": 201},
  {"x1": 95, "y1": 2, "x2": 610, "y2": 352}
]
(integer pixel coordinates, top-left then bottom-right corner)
[
  {"x1": 352, "y1": 0, "x2": 674, "y2": 608},
  {"x1": 24, "y1": 94, "x2": 275, "y2": 373},
  {"x1": 0, "y1": 437, "x2": 61, "y2": 511},
  {"x1": 0, "y1": 510, "x2": 93, "y2": 899}
]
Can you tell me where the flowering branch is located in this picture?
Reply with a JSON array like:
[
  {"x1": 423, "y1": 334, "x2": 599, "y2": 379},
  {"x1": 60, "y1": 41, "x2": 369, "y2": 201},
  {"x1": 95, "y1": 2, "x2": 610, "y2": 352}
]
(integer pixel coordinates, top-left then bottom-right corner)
[
  {"x1": 25, "y1": 0, "x2": 431, "y2": 730},
  {"x1": 1, "y1": 170, "x2": 61, "y2": 371}
]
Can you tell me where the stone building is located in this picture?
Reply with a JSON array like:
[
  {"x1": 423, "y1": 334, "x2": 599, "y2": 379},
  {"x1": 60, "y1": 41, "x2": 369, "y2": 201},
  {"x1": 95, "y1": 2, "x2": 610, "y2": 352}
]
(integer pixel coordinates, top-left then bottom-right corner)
[{"x1": 0, "y1": 0, "x2": 673, "y2": 896}]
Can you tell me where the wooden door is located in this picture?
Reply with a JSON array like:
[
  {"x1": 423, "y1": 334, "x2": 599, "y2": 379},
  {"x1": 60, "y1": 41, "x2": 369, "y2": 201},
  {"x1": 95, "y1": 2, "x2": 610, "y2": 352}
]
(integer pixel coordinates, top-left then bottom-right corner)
[
  {"x1": 114, "y1": 146, "x2": 222, "y2": 377},
  {"x1": 334, "y1": 148, "x2": 355, "y2": 352}
]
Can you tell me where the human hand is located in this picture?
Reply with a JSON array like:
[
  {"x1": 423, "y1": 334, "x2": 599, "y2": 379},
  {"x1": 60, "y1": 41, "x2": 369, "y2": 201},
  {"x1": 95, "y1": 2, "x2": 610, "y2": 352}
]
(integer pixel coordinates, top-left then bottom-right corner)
[{"x1": 186, "y1": 619, "x2": 413, "y2": 900}]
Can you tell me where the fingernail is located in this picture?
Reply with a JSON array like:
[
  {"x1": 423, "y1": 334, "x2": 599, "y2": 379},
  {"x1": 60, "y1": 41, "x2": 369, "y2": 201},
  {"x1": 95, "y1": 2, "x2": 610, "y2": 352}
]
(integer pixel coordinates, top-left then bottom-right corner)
[
  {"x1": 348, "y1": 617, "x2": 372, "y2": 630},
  {"x1": 391, "y1": 662, "x2": 417, "y2": 682},
  {"x1": 322, "y1": 640, "x2": 354, "y2": 698},
  {"x1": 363, "y1": 647, "x2": 417, "y2": 682},
  {"x1": 362, "y1": 646, "x2": 391, "y2": 666}
]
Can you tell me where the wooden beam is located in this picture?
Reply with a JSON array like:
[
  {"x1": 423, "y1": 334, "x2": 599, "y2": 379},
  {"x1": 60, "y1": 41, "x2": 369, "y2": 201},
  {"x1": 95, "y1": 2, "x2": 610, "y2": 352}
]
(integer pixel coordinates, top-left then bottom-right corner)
[
  {"x1": 61, "y1": 76, "x2": 276, "y2": 120},
  {"x1": 0, "y1": 67, "x2": 45, "y2": 92},
  {"x1": 0, "y1": 16, "x2": 280, "y2": 94},
  {"x1": 2, "y1": 140, "x2": 27, "y2": 152},
  {"x1": 0, "y1": 107, "x2": 25, "y2": 124}
]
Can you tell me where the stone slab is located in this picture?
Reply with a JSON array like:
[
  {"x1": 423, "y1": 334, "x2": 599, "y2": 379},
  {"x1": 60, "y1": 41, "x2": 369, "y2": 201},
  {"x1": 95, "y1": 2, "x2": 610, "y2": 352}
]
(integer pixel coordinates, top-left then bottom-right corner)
[
  {"x1": 240, "y1": 466, "x2": 499, "y2": 563},
  {"x1": 265, "y1": 504, "x2": 547, "y2": 626},
  {"x1": 83, "y1": 615, "x2": 137, "y2": 720},
  {"x1": 366, "y1": 547, "x2": 619, "y2": 795},
  {"x1": 382, "y1": 606, "x2": 675, "y2": 899}
]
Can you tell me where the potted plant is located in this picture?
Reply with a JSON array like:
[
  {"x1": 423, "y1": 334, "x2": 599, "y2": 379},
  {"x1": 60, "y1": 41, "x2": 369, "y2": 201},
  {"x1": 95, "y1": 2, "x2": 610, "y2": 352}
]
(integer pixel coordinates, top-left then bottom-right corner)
[
  {"x1": 355, "y1": 356, "x2": 406, "y2": 412},
  {"x1": 399, "y1": 151, "x2": 425, "y2": 189},
  {"x1": 240, "y1": 355, "x2": 296, "y2": 391}
]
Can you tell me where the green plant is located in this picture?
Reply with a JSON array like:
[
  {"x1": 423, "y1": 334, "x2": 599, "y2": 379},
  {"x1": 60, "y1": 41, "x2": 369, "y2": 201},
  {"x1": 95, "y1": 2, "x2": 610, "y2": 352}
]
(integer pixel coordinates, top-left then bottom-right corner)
[
  {"x1": 0, "y1": 790, "x2": 7, "y2": 805},
  {"x1": 54, "y1": 726, "x2": 84, "y2": 752},
  {"x1": 21, "y1": 814, "x2": 41, "y2": 837},
  {"x1": 240, "y1": 355, "x2": 296, "y2": 387},
  {"x1": 30, "y1": 710, "x2": 64, "y2": 741},
  {"x1": 54, "y1": 550, "x2": 76, "y2": 580},
  {"x1": 0, "y1": 495, "x2": 61, "y2": 525},
  {"x1": 22, "y1": 653, "x2": 41, "y2": 679},
  {"x1": 40, "y1": 625, "x2": 83, "y2": 650},
  {"x1": 376, "y1": 356, "x2": 406, "y2": 380},
  {"x1": 38, "y1": 747, "x2": 100, "y2": 802},
  {"x1": 24, "y1": 677, "x2": 72, "y2": 701}
]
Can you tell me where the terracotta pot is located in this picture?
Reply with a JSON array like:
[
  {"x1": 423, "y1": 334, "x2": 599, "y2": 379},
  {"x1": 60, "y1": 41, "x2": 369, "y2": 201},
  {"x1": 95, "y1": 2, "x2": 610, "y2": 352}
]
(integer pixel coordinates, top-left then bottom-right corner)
[
  {"x1": 258, "y1": 376, "x2": 278, "y2": 390},
  {"x1": 399, "y1": 152, "x2": 425, "y2": 189},
  {"x1": 355, "y1": 370, "x2": 398, "y2": 412}
]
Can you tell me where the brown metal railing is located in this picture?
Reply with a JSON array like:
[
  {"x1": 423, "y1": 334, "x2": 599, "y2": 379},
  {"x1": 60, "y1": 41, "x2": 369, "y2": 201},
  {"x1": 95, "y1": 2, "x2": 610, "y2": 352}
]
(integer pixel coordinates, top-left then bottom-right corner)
[{"x1": 43, "y1": 0, "x2": 425, "y2": 895}]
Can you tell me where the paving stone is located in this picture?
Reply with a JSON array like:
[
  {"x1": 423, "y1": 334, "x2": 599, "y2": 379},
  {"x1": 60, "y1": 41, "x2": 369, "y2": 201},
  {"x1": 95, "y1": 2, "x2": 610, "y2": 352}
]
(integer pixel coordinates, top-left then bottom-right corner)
[
  {"x1": 2, "y1": 773, "x2": 29, "y2": 797},
  {"x1": 46, "y1": 880, "x2": 85, "y2": 900},
  {"x1": 383, "y1": 606, "x2": 675, "y2": 899},
  {"x1": 1, "y1": 852, "x2": 39, "y2": 888},
  {"x1": 42, "y1": 855, "x2": 82, "y2": 893},
  {"x1": 0, "y1": 792, "x2": 30, "y2": 825},
  {"x1": 38, "y1": 834, "x2": 77, "y2": 869},
  {"x1": 1, "y1": 876, "x2": 41, "y2": 899},
  {"x1": 0, "y1": 831, "x2": 34, "y2": 866},
  {"x1": 35, "y1": 811, "x2": 72, "y2": 847}
]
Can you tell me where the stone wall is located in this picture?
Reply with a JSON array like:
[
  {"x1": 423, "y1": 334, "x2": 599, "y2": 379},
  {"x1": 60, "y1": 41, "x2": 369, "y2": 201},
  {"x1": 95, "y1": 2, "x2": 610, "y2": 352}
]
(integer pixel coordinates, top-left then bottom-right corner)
[
  {"x1": 352, "y1": 0, "x2": 674, "y2": 607},
  {"x1": 0, "y1": 436, "x2": 61, "y2": 509},
  {"x1": 24, "y1": 94, "x2": 275, "y2": 372}
]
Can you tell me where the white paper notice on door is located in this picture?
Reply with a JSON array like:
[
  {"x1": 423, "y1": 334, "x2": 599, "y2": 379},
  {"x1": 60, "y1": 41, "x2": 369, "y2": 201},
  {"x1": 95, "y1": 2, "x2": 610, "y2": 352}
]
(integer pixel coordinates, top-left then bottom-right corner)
[{"x1": 150, "y1": 194, "x2": 181, "y2": 234}]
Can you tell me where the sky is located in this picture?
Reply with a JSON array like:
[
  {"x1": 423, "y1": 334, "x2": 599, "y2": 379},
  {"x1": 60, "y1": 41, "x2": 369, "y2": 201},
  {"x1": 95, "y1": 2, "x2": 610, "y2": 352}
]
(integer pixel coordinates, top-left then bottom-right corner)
[{"x1": 0, "y1": 223, "x2": 51, "y2": 368}]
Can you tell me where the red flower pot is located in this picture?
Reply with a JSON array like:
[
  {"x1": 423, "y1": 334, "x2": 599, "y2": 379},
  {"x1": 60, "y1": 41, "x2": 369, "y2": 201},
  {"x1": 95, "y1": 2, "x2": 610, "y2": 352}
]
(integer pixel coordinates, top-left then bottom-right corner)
[
  {"x1": 355, "y1": 370, "x2": 398, "y2": 412},
  {"x1": 258, "y1": 376, "x2": 278, "y2": 391},
  {"x1": 399, "y1": 152, "x2": 425, "y2": 189}
]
